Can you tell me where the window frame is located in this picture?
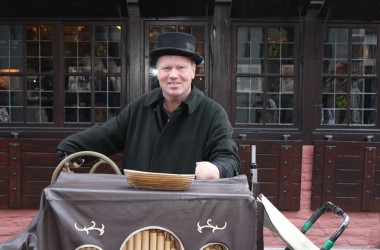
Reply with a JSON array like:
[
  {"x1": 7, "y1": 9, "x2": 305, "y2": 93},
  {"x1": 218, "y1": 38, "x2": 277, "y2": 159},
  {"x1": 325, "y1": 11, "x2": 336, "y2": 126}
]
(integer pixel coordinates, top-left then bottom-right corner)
[
  {"x1": 317, "y1": 24, "x2": 380, "y2": 129},
  {"x1": 231, "y1": 21, "x2": 301, "y2": 130},
  {"x1": 62, "y1": 24, "x2": 124, "y2": 124},
  {"x1": 0, "y1": 21, "x2": 127, "y2": 128}
]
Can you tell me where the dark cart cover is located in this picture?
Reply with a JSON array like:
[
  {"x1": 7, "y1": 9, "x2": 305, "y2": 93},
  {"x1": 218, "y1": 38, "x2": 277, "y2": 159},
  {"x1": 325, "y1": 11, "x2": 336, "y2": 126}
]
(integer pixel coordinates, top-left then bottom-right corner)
[{"x1": 1, "y1": 173, "x2": 264, "y2": 250}]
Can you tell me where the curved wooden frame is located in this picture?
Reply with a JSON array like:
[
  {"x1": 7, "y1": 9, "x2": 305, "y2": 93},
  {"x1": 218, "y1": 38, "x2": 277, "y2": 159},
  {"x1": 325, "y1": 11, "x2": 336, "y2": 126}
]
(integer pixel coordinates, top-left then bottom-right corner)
[{"x1": 51, "y1": 151, "x2": 121, "y2": 184}]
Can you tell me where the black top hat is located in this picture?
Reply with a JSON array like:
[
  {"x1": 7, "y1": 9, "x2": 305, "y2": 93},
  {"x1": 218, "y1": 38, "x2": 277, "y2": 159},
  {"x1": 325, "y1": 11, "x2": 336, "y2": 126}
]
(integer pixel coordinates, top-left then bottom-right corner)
[{"x1": 149, "y1": 32, "x2": 204, "y2": 65}]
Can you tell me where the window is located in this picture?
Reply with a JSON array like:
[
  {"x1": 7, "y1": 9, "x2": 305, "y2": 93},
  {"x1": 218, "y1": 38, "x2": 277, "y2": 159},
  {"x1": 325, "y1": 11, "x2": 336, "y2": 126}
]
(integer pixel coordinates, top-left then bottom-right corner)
[
  {"x1": 0, "y1": 23, "x2": 123, "y2": 125},
  {"x1": 64, "y1": 25, "x2": 122, "y2": 123},
  {"x1": 321, "y1": 27, "x2": 377, "y2": 126},
  {"x1": 147, "y1": 24, "x2": 206, "y2": 92},
  {"x1": 0, "y1": 24, "x2": 54, "y2": 123},
  {"x1": 26, "y1": 25, "x2": 54, "y2": 123},
  {"x1": 235, "y1": 26, "x2": 296, "y2": 125},
  {"x1": 0, "y1": 25, "x2": 24, "y2": 123}
]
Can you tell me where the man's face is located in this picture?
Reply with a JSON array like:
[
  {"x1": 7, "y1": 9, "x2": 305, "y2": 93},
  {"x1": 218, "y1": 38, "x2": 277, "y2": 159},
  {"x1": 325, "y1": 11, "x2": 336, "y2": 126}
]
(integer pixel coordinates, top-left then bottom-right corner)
[{"x1": 156, "y1": 55, "x2": 196, "y2": 102}]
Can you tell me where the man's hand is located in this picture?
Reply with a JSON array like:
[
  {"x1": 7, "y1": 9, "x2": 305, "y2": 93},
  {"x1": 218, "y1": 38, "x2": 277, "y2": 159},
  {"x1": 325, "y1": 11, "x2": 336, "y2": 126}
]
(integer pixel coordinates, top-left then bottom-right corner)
[
  {"x1": 195, "y1": 161, "x2": 220, "y2": 179},
  {"x1": 63, "y1": 158, "x2": 84, "y2": 168},
  {"x1": 71, "y1": 158, "x2": 84, "y2": 168},
  {"x1": 58, "y1": 150, "x2": 84, "y2": 168}
]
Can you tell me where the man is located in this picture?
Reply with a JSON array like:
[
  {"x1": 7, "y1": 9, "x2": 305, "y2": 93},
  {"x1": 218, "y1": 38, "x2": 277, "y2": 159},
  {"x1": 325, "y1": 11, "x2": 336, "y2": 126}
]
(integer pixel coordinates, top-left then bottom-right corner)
[{"x1": 57, "y1": 32, "x2": 240, "y2": 179}]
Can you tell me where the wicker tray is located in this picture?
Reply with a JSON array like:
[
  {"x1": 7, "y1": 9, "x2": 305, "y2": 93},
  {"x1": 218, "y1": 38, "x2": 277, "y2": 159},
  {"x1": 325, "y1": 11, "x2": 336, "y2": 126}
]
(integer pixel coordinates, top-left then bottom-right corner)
[{"x1": 124, "y1": 169, "x2": 195, "y2": 191}]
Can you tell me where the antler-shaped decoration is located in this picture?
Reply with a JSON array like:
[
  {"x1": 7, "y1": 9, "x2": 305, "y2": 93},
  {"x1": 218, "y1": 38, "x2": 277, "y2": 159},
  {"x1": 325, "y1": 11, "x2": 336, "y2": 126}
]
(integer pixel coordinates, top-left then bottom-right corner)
[
  {"x1": 197, "y1": 219, "x2": 227, "y2": 233},
  {"x1": 75, "y1": 221, "x2": 105, "y2": 236}
]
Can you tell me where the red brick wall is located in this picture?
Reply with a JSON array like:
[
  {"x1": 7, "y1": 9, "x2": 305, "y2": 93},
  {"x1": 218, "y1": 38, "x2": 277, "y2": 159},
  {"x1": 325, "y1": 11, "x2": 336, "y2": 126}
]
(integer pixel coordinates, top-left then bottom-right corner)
[{"x1": 263, "y1": 145, "x2": 380, "y2": 249}]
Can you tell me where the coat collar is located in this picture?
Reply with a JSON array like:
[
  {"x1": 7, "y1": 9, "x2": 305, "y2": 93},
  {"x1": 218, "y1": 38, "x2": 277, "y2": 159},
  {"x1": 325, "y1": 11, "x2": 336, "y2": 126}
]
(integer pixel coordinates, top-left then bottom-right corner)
[{"x1": 144, "y1": 84, "x2": 204, "y2": 114}]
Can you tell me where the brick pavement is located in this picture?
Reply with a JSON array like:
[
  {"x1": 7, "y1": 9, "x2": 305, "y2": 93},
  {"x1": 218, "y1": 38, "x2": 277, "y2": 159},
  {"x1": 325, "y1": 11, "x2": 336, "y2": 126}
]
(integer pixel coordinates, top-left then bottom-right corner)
[{"x1": 0, "y1": 209, "x2": 38, "y2": 244}]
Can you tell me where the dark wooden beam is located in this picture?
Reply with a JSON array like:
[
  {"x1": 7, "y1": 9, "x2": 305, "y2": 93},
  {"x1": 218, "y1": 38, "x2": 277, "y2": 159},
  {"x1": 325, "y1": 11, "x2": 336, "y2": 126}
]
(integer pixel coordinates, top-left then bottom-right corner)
[{"x1": 368, "y1": 1, "x2": 380, "y2": 20}]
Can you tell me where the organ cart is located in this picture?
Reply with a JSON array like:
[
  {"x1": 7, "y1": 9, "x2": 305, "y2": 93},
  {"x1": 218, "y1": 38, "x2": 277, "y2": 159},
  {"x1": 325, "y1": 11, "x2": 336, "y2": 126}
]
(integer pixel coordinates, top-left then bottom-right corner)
[{"x1": 0, "y1": 151, "x2": 349, "y2": 250}]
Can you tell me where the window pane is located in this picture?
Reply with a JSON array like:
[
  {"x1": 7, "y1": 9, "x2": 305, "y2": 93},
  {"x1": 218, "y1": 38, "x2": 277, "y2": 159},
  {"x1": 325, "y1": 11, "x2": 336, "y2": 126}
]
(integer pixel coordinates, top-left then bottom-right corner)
[
  {"x1": 10, "y1": 107, "x2": 23, "y2": 122},
  {"x1": 236, "y1": 108, "x2": 249, "y2": 123},
  {"x1": 236, "y1": 76, "x2": 264, "y2": 124},
  {"x1": 1, "y1": 24, "x2": 55, "y2": 124},
  {"x1": 351, "y1": 29, "x2": 377, "y2": 76},
  {"x1": 324, "y1": 28, "x2": 348, "y2": 43},
  {"x1": 237, "y1": 27, "x2": 264, "y2": 74},
  {"x1": 64, "y1": 26, "x2": 92, "y2": 73},
  {"x1": 323, "y1": 28, "x2": 348, "y2": 75},
  {"x1": 64, "y1": 25, "x2": 122, "y2": 123},
  {"x1": 94, "y1": 26, "x2": 121, "y2": 74},
  {"x1": 0, "y1": 76, "x2": 23, "y2": 122},
  {"x1": 321, "y1": 27, "x2": 377, "y2": 126},
  {"x1": 235, "y1": 25, "x2": 295, "y2": 125},
  {"x1": 26, "y1": 76, "x2": 54, "y2": 123},
  {"x1": 193, "y1": 76, "x2": 205, "y2": 92},
  {"x1": 0, "y1": 25, "x2": 23, "y2": 72},
  {"x1": 41, "y1": 41, "x2": 53, "y2": 56},
  {"x1": 26, "y1": 25, "x2": 54, "y2": 74},
  {"x1": 267, "y1": 59, "x2": 280, "y2": 74},
  {"x1": 350, "y1": 78, "x2": 376, "y2": 125},
  {"x1": 0, "y1": 25, "x2": 54, "y2": 123},
  {"x1": 10, "y1": 40, "x2": 22, "y2": 57}
]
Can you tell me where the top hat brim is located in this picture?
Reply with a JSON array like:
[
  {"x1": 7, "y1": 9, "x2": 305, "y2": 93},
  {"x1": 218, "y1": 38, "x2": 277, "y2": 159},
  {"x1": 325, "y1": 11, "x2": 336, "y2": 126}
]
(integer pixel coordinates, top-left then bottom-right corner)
[{"x1": 150, "y1": 47, "x2": 204, "y2": 65}]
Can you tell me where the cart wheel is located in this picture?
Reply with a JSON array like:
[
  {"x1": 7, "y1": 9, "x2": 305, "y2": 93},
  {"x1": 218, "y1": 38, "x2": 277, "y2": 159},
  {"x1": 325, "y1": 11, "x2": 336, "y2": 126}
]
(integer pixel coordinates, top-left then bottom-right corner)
[{"x1": 51, "y1": 151, "x2": 121, "y2": 184}]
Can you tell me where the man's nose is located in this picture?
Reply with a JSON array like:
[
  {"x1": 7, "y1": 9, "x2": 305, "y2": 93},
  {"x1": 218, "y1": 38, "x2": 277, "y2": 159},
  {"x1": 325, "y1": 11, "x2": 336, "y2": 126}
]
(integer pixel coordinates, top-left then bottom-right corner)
[{"x1": 168, "y1": 68, "x2": 180, "y2": 77}]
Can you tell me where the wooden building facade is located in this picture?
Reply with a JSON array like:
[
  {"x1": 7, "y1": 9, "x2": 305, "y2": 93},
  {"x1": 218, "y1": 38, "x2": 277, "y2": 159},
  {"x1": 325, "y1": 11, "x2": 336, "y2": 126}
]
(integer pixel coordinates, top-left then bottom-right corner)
[{"x1": 0, "y1": 0, "x2": 379, "y2": 216}]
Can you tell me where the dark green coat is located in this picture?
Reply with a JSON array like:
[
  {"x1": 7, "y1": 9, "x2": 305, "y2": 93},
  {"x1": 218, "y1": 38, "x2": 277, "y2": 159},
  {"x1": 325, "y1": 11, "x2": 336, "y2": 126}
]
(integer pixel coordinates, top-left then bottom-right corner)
[{"x1": 57, "y1": 86, "x2": 240, "y2": 177}]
